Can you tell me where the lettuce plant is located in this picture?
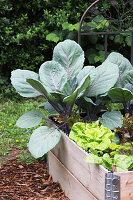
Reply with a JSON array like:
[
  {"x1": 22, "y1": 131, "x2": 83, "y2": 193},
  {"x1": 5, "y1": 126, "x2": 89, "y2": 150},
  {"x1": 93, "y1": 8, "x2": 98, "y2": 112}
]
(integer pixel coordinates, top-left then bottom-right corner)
[
  {"x1": 11, "y1": 39, "x2": 124, "y2": 159},
  {"x1": 86, "y1": 152, "x2": 133, "y2": 172},
  {"x1": 69, "y1": 122, "x2": 133, "y2": 172},
  {"x1": 69, "y1": 122, "x2": 115, "y2": 151}
]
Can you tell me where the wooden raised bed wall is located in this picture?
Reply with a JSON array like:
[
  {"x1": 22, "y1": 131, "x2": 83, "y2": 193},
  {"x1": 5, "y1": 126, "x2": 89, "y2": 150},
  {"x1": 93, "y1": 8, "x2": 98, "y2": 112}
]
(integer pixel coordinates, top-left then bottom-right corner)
[{"x1": 47, "y1": 120, "x2": 133, "y2": 200}]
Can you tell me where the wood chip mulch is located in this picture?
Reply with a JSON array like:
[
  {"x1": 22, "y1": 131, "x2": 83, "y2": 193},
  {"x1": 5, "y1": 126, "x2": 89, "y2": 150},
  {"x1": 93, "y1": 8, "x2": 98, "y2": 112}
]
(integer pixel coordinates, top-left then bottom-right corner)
[{"x1": 0, "y1": 160, "x2": 69, "y2": 200}]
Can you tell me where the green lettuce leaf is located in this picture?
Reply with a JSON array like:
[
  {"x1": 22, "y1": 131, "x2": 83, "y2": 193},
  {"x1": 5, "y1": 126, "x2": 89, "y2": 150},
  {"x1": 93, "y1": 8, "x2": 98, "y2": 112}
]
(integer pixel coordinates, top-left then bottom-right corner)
[
  {"x1": 115, "y1": 154, "x2": 133, "y2": 172},
  {"x1": 69, "y1": 122, "x2": 114, "y2": 151},
  {"x1": 86, "y1": 153, "x2": 103, "y2": 165}
]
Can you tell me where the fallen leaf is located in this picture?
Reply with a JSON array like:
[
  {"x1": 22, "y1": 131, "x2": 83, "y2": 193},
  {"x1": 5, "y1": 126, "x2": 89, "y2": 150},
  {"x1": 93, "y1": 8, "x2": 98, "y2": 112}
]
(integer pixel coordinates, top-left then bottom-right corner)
[{"x1": 18, "y1": 164, "x2": 24, "y2": 169}]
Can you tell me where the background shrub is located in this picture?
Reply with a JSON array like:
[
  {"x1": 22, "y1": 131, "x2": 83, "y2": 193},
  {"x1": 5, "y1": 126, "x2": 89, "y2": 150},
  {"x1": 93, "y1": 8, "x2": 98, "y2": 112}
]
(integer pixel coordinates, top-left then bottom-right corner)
[
  {"x1": 0, "y1": 0, "x2": 132, "y2": 98},
  {"x1": 0, "y1": 0, "x2": 91, "y2": 96}
]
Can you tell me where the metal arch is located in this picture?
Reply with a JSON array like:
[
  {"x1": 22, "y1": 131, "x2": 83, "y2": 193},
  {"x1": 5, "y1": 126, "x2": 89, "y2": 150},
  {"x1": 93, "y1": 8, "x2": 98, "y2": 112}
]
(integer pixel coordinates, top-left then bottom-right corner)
[
  {"x1": 78, "y1": 0, "x2": 101, "y2": 44},
  {"x1": 78, "y1": 0, "x2": 133, "y2": 65}
]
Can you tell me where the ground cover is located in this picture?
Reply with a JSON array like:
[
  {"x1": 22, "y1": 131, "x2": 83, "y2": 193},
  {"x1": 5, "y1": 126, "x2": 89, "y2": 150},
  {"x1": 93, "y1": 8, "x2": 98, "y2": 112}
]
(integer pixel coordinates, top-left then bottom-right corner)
[
  {"x1": 0, "y1": 159, "x2": 69, "y2": 200},
  {"x1": 0, "y1": 98, "x2": 68, "y2": 199},
  {"x1": 0, "y1": 98, "x2": 49, "y2": 162}
]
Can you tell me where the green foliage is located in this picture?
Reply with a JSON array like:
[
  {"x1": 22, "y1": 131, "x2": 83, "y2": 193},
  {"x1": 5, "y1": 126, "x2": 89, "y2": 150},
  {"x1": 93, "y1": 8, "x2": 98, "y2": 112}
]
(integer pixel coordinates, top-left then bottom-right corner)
[
  {"x1": 106, "y1": 102, "x2": 124, "y2": 112},
  {"x1": 114, "y1": 154, "x2": 133, "y2": 172},
  {"x1": 11, "y1": 40, "x2": 91, "y2": 158},
  {"x1": 115, "y1": 115, "x2": 133, "y2": 143},
  {"x1": 108, "y1": 88, "x2": 133, "y2": 103},
  {"x1": 12, "y1": 40, "x2": 133, "y2": 159},
  {"x1": 98, "y1": 111, "x2": 123, "y2": 130},
  {"x1": 29, "y1": 126, "x2": 61, "y2": 159},
  {"x1": 1, "y1": 0, "x2": 132, "y2": 100},
  {"x1": 70, "y1": 121, "x2": 133, "y2": 171},
  {"x1": 46, "y1": 33, "x2": 60, "y2": 43},
  {"x1": 106, "y1": 52, "x2": 133, "y2": 116},
  {"x1": 0, "y1": 75, "x2": 21, "y2": 101},
  {"x1": 10, "y1": 39, "x2": 133, "y2": 166},
  {"x1": 11, "y1": 40, "x2": 129, "y2": 158},
  {"x1": 0, "y1": 0, "x2": 90, "y2": 85},
  {"x1": 92, "y1": 141, "x2": 133, "y2": 172},
  {"x1": 16, "y1": 150, "x2": 36, "y2": 165},
  {"x1": 85, "y1": 137, "x2": 133, "y2": 172},
  {"x1": 0, "y1": 99, "x2": 49, "y2": 158},
  {"x1": 16, "y1": 110, "x2": 46, "y2": 128},
  {"x1": 92, "y1": 15, "x2": 109, "y2": 30},
  {"x1": 69, "y1": 122, "x2": 115, "y2": 151}
]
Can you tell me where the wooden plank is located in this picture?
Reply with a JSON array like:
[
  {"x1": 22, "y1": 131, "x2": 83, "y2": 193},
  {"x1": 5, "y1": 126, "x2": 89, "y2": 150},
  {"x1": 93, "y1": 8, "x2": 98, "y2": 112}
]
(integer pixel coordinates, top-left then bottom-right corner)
[
  {"x1": 114, "y1": 171, "x2": 133, "y2": 200},
  {"x1": 48, "y1": 151, "x2": 97, "y2": 200},
  {"x1": 49, "y1": 129, "x2": 108, "y2": 200}
]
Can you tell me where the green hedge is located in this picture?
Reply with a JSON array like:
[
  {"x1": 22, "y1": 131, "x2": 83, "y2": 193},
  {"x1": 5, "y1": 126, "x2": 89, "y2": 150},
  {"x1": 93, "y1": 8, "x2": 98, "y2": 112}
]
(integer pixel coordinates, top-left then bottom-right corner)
[
  {"x1": 0, "y1": 0, "x2": 132, "y2": 99},
  {"x1": 0, "y1": 0, "x2": 92, "y2": 98},
  {"x1": 0, "y1": 0, "x2": 91, "y2": 76}
]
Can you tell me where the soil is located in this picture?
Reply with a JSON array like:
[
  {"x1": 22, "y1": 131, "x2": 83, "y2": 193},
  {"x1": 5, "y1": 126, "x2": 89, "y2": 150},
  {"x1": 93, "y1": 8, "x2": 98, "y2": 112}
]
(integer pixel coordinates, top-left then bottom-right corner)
[{"x1": 0, "y1": 150, "x2": 69, "y2": 200}]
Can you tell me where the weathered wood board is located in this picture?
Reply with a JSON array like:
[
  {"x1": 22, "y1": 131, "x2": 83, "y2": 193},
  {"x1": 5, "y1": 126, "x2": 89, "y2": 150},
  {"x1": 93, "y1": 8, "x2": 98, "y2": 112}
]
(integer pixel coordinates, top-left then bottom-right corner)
[
  {"x1": 114, "y1": 171, "x2": 133, "y2": 200},
  {"x1": 48, "y1": 151, "x2": 97, "y2": 200}
]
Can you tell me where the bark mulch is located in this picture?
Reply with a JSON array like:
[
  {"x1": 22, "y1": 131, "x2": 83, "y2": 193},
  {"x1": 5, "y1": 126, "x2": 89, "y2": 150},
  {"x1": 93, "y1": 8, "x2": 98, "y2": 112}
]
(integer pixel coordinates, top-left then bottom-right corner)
[{"x1": 0, "y1": 159, "x2": 69, "y2": 200}]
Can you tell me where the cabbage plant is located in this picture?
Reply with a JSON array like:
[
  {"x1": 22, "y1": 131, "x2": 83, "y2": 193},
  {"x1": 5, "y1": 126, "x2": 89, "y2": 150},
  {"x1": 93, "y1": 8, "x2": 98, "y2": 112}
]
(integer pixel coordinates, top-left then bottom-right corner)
[
  {"x1": 107, "y1": 53, "x2": 133, "y2": 116},
  {"x1": 11, "y1": 39, "x2": 124, "y2": 159},
  {"x1": 79, "y1": 52, "x2": 133, "y2": 129}
]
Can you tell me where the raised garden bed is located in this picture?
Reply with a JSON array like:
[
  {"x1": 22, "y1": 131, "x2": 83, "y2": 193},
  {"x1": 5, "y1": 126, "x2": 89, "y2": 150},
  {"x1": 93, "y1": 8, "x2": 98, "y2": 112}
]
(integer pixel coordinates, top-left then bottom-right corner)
[
  {"x1": 47, "y1": 120, "x2": 133, "y2": 200},
  {"x1": 11, "y1": 38, "x2": 133, "y2": 200}
]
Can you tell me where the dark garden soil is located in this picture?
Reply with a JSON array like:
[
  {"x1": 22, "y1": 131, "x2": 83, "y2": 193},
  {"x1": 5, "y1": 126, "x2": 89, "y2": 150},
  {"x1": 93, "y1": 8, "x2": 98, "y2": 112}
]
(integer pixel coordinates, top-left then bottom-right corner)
[{"x1": 0, "y1": 151, "x2": 69, "y2": 200}]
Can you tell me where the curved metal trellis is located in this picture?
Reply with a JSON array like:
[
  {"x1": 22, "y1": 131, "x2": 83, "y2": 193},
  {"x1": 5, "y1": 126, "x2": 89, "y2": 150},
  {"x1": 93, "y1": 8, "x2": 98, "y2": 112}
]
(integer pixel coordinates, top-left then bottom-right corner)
[{"x1": 78, "y1": 0, "x2": 133, "y2": 64}]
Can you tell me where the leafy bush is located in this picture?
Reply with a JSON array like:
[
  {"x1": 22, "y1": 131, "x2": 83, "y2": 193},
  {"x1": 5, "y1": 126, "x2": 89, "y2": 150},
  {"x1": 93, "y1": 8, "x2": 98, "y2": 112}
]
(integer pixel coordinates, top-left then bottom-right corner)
[
  {"x1": 0, "y1": 75, "x2": 21, "y2": 100},
  {"x1": 0, "y1": 0, "x2": 90, "y2": 76}
]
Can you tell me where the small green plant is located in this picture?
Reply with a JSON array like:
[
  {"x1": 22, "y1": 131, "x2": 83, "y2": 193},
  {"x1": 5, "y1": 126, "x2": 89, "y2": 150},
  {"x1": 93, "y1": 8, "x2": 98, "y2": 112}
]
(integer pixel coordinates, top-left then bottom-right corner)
[
  {"x1": 16, "y1": 151, "x2": 36, "y2": 165},
  {"x1": 11, "y1": 40, "x2": 91, "y2": 158},
  {"x1": 69, "y1": 121, "x2": 115, "y2": 151},
  {"x1": 69, "y1": 121, "x2": 133, "y2": 172},
  {"x1": 86, "y1": 142, "x2": 133, "y2": 172},
  {"x1": 86, "y1": 151, "x2": 133, "y2": 172}
]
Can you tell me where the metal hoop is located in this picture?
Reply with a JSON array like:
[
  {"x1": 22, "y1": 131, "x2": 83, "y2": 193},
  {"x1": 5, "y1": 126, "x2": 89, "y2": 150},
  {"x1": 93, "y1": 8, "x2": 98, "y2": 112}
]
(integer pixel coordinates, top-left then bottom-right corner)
[{"x1": 78, "y1": 0, "x2": 133, "y2": 64}]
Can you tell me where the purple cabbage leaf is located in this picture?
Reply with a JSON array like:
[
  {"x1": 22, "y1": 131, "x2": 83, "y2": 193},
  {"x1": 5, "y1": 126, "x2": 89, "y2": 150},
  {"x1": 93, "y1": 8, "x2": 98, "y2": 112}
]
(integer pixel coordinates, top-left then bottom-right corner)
[{"x1": 53, "y1": 39, "x2": 85, "y2": 79}]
